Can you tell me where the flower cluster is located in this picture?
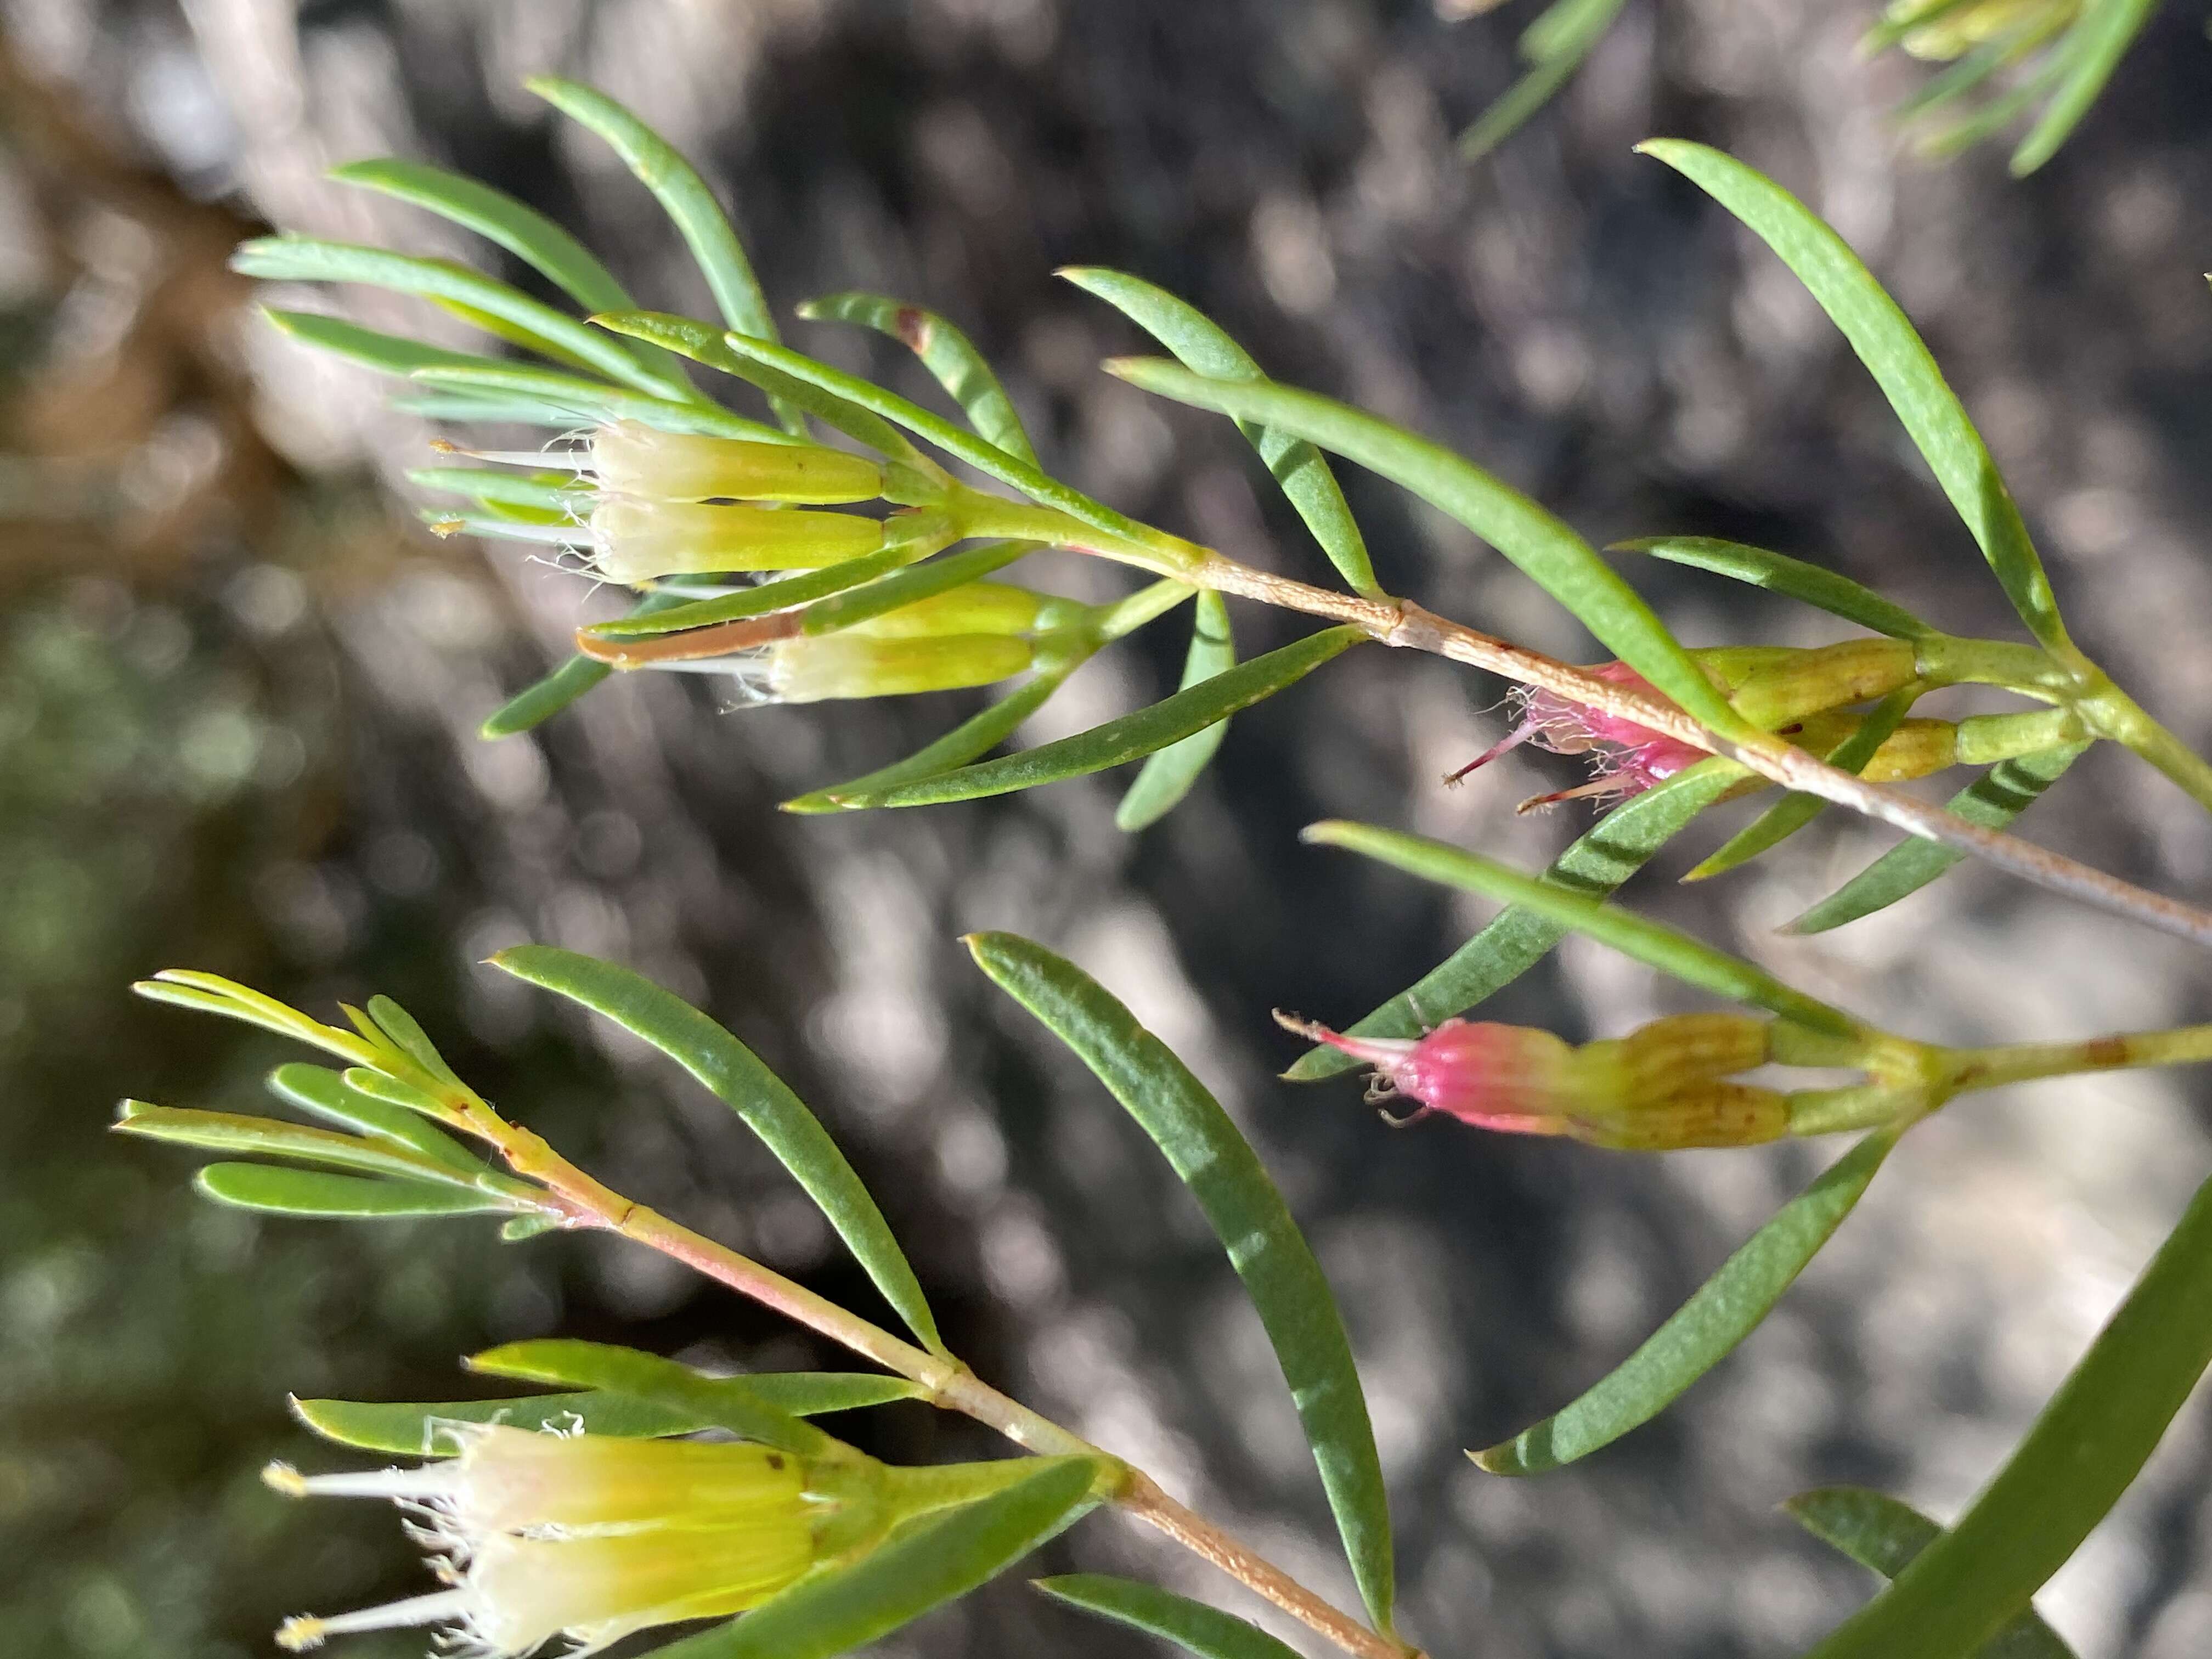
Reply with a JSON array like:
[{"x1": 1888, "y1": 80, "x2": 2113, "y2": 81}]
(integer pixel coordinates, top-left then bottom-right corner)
[{"x1": 1280, "y1": 1010, "x2": 1786, "y2": 1150}]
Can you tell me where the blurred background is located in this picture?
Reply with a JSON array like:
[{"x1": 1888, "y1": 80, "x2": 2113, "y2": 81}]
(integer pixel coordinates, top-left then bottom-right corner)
[{"x1": 5, "y1": 2, "x2": 2212, "y2": 1656}]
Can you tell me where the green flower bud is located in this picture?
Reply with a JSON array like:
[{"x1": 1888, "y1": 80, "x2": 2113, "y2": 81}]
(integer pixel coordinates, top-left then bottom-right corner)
[
  {"x1": 1725, "y1": 639, "x2": 1921, "y2": 731},
  {"x1": 847, "y1": 582, "x2": 1051, "y2": 640},
  {"x1": 588, "y1": 495, "x2": 885, "y2": 582},
  {"x1": 764, "y1": 632, "x2": 1035, "y2": 703}
]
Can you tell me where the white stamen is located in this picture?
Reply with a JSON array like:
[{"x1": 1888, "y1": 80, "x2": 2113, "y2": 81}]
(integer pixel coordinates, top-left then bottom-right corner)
[
  {"x1": 276, "y1": 1589, "x2": 473, "y2": 1651},
  {"x1": 264, "y1": 1459, "x2": 458, "y2": 1504}
]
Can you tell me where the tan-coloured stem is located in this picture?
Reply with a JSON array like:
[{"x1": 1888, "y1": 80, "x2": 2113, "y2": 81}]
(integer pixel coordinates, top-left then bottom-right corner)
[
  {"x1": 1183, "y1": 556, "x2": 2212, "y2": 950},
  {"x1": 500, "y1": 1128, "x2": 1418, "y2": 1659}
]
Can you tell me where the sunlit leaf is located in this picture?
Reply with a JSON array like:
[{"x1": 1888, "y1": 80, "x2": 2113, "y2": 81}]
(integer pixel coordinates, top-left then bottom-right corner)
[
  {"x1": 1115, "y1": 591, "x2": 1238, "y2": 831},
  {"x1": 820, "y1": 627, "x2": 1363, "y2": 810},
  {"x1": 966, "y1": 932, "x2": 1395, "y2": 1629},
  {"x1": 469, "y1": 1340, "x2": 834, "y2": 1458},
  {"x1": 112, "y1": 1103, "x2": 490, "y2": 1189},
  {"x1": 1612, "y1": 537, "x2": 1937, "y2": 641},
  {"x1": 263, "y1": 1063, "x2": 483, "y2": 1172},
  {"x1": 408, "y1": 361, "x2": 789, "y2": 442},
  {"x1": 1303, "y1": 820, "x2": 1858, "y2": 1037},
  {"x1": 1787, "y1": 743, "x2": 2087, "y2": 933},
  {"x1": 526, "y1": 76, "x2": 804, "y2": 434},
  {"x1": 489, "y1": 947, "x2": 944, "y2": 1355},
  {"x1": 1636, "y1": 143, "x2": 2068, "y2": 651},
  {"x1": 646, "y1": 1457, "x2": 1102, "y2": 1659},
  {"x1": 2010, "y1": 0, "x2": 2162, "y2": 175},
  {"x1": 799, "y1": 291, "x2": 1036, "y2": 465},
  {"x1": 1786, "y1": 1488, "x2": 2079, "y2": 1659},
  {"x1": 1803, "y1": 1160, "x2": 2212, "y2": 1659},
  {"x1": 1474, "y1": 1130, "x2": 1897, "y2": 1474},
  {"x1": 1285, "y1": 761, "x2": 1742, "y2": 1082},
  {"x1": 195, "y1": 1164, "x2": 520, "y2": 1219},
  {"x1": 232, "y1": 236, "x2": 671, "y2": 397},
  {"x1": 1104, "y1": 361, "x2": 1751, "y2": 741},
  {"x1": 1060, "y1": 268, "x2": 1380, "y2": 596},
  {"x1": 1034, "y1": 1575, "x2": 1304, "y2": 1659}
]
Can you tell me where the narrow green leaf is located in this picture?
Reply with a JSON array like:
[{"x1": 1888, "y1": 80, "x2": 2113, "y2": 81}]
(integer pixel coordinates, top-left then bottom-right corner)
[
  {"x1": 232, "y1": 236, "x2": 672, "y2": 398},
  {"x1": 799, "y1": 291, "x2": 1037, "y2": 465},
  {"x1": 643, "y1": 1458, "x2": 1101, "y2": 1659},
  {"x1": 195, "y1": 1163, "x2": 517, "y2": 1219},
  {"x1": 408, "y1": 361, "x2": 789, "y2": 442},
  {"x1": 1863, "y1": 0, "x2": 1982, "y2": 54},
  {"x1": 1475, "y1": 1130, "x2": 1897, "y2": 1475},
  {"x1": 1786, "y1": 1488, "x2": 2079, "y2": 1659},
  {"x1": 328, "y1": 156, "x2": 695, "y2": 395},
  {"x1": 1034, "y1": 1575, "x2": 1304, "y2": 1659},
  {"x1": 1519, "y1": 0, "x2": 1632, "y2": 63},
  {"x1": 1893, "y1": 21, "x2": 2057, "y2": 122},
  {"x1": 1788, "y1": 743, "x2": 2087, "y2": 934},
  {"x1": 263, "y1": 1064, "x2": 483, "y2": 1172},
  {"x1": 582, "y1": 550, "x2": 920, "y2": 642},
  {"x1": 488, "y1": 946, "x2": 943, "y2": 1355},
  {"x1": 408, "y1": 466, "x2": 584, "y2": 515},
  {"x1": 263, "y1": 308, "x2": 535, "y2": 386},
  {"x1": 1285, "y1": 761, "x2": 1743, "y2": 1082},
  {"x1": 1115, "y1": 591, "x2": 1237, "y2": 831},
  {"x1": 801, "y1": 540, "x2": 1034, "y2": 636},
  {"x1": 708, "y1": 332, "x2": 1189, "y2": 571},
  {"x1": 1103, "y1": 362, "x2": 1751, "y2": 740},
  {"x1": 292, "y1": 1373, "x2": 925, "y2": 1455},
  {"x1": 526, "y1": 75, "x2": 803, "y2": 434},
  {"x1": 388, "y1": 390, "x2": 599, "y2": 427},
  {"x1": 1305, "y1": 820, "x2": 1858, "y2": 1037},
  {"x1": 966, "y1": 932, "x2": 1395, "y2": 1629},
  {"x1": 1613, "y1": 537, "x2": 1937, "y2": 640},
  {"x1": 1803, "y1": 1159, "x2": 2212, "y2": 1659},
  {"x1": 469, "y1": 1340, "x2": 833, "y2": 1458},
  {"x1": 1059, "y1": 268, "x2": 1380, "y2": 596},
  {"x1": 1457, "y1": 50, "x2": 1587, "y2": 163},
  {"x1": 480, "y1": 589, "x2": 695, "y2": 738},
  {"x1": 781, "y1": 659, "x2": 1087, "y2": 814},
  {"x1": 2010, "y1": 0, "x2": 2160, "y2": 174},
  {"x1": 113, "y1": 1103, "x2": 488, "y2": 1189},
  {"x1": 1917, "y1": 51, "x2": 2076, "y2": 159},
  {"x1": 589, "y1": 311, "x2": 926, "y2": 466},
  {"x1": 1637, "y1": 142, "x2": 2067, "y2": 651},
  {"x1": 132, "y1": 974, "x2": 377, "y2": 1068},
  {"x1": 825, "y1": 627, "x2": 1362, "y2": 810},
  {"x1": 364, "y1": 993, "x2": 469, "y2": 1092},
  {"x1": 1684, "y1": 687, "x2": 1922, "y2": 882}
]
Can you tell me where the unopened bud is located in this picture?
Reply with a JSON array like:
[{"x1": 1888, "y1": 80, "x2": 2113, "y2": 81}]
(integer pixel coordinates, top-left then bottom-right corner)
[
  {"x1": 1788, "y1": 710, "x2": 1959, "y2": 782},
  {"x1": 1580, "y1": 1012, "x2": 1771, "y2": 1104},
  {"x1": 1725, "y1": 639, "x2": 1920, "y2": 731},
  {"x1": 1576, "y1": 1080, "x2": 1788, "y2": 1152},
  {"x1": 589, "y1": 421, "x2": 886, "y2": 504},
  {"x1": 845, "y1": 583, "x2": 1050, "y2": 640},
  {"x1": 765, "y1": 632, "x2": 1034, "y2": 703},
  {"x1": 589, "y1": 495, "x2": 884, "y2": 582}
]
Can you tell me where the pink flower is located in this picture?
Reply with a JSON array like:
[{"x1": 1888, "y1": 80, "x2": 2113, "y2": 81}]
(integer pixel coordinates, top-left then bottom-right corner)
[
  {"x1": 1276, "y1": 1013, "x2": 1583, "y2": 1132},
  {"x1": 1451, "y1": 662, "x2": 1705, "y2": 808}
]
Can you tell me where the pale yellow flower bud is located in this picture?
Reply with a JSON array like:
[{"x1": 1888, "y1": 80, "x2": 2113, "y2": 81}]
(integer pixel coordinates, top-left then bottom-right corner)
[
  {"x1": 589, "y1": 420, "x2": 884, "y2": 504},
  {"x1": 588, "y1": 495, "x2": 885, "y2": 582}
]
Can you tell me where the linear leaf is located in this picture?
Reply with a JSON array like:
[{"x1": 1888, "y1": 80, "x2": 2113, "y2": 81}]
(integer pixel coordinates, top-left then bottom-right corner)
[
  {"x1": 480, "y1": 589, "x2": 696, "y2": 738},
  {"x1": 1286, "y1": 760, "x2": 1743, "y2": 1082},
  {"x1": 489, "y1": 946, "x2": 943, "y2": 1354},
  {"x1": 364, "y1": 993, "x2": 469, "y2": 1092},
  {"x1": 1788, "y1": 743, "x2": 2087, "y2": 933},
  {"x1": 801, "y1": 540, "x2": 1034, "y2": 636},
  {"x1": 1034, "y1": 1575, "x2": 1304, "y2": 1659},
  {"x1": 408, "y1": 466, "x2": 583, "y2": 515},
  {"x1": 388, "y1": 390, "x2": 600, "y2": 427},
  {"x1": 1305, "y1": 820, "x2": 1858, "y2": 1036},
  {"x1": 1786, "y1": 1488, "x2": 2079, "y2": 1659},
  {"x1": 195, "y1": 1163, "x2": 517, "y2": 1219},
  {"x1": 114, "y1": 1104, "x2": 491, "y2": 1190},
  {"x1": 1684, "y1": 687, "x2": 1922, "y2": 882},
  {"x1": 644, "y1": 1457, "x2": 1100, "y2": 1659},
  {"x1": 781, "y1": 659, "x2": 1087, "y2": 814},
  {"x1": 263, "y1": 1063, "x2": 483, "y2": 1171},
  {"x1": 1060, "y1": 268, "x2": 1380, "y2": 596},
  {"x1": 232, "y1": 236, "x2": 670, "y2": 397},
  {"x1": 1115, "y1": 591, "x2": 1237, "y2": 831},
  {"x1": 1458, "y1": 0, "x2": 1629, "y2": 162},
  {"x1": 292, "y1": 1373, "x2": 924, "y2": 1455},
  {"x1": 2010, "y1": 0, "x2": 2161, "y2": 175},
  {"x1": 263, "y1": 307, "x2": 538, "y2": 387},
  {"x1": 1638, "y1": 142, "x2": 2067, "y2": 650},
  {"x1": 590, "y1": 311, "x2": 926, "y2": 465},
  {"x1": 1105, "y1": 362, "x2": 1750, "y2": 740},
  {"x1": 408, "y1": 362, "x2": 788, "y2": 442},
  {"x1": 1803, "y1": 1160, "x2": 2212, "y2": 1659},
  {"x1": 469, "y1": 1340, "x2": 833, "y2": 1458},
  {"x1": 526, "y1": 75, "x2": 802, "y2": 433},
  {"x1": 799, "y1": 291, "x2": 1036, "y2": 465},
  {"x1": 1613, "y1": 537, "x2": 1937, "y2": 640},
  {"x1": 1475, "y1": 1130, "x2": 1897, "y2": 1475},
  {"x1": 967, "y1": 932, "x2": 1395, "y2": 1629},
  {"x1": 581, "y1": 551, "x2": 919, "y2": 642},
  {"x1": 709, "y1": 332, "x2": 1189, "y2": 569},
  {"x1": 823, "y1": 627, "x2": 1362, "y2": 810}
]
